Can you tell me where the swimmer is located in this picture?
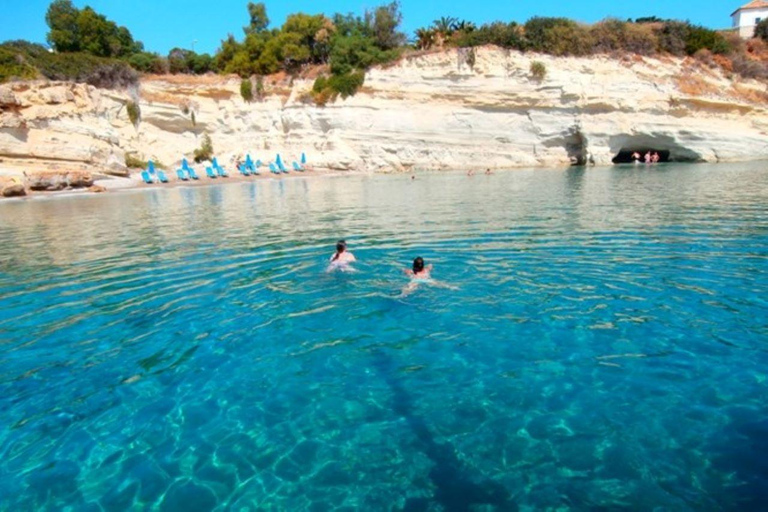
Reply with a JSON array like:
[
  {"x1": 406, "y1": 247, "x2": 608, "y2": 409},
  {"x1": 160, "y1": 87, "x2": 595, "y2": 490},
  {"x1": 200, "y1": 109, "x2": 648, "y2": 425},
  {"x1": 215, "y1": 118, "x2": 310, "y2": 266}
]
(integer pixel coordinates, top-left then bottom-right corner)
[
  {"x1": 327, "y1": 240, "x2": 356, "y2": 272},
  {"x1": 400, "y1": 257, "x2": 455, "y2": 296},
  {"x1": 405, "y1": 256, "x2": 432, "y2": 280}
]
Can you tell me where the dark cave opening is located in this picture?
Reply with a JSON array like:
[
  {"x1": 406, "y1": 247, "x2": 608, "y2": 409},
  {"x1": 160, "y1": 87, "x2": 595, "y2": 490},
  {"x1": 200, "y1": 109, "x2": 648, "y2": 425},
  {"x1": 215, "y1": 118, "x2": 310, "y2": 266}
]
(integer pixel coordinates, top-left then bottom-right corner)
[{"x1": 612, "y1": 149, "x2": 671, "y2": 164}]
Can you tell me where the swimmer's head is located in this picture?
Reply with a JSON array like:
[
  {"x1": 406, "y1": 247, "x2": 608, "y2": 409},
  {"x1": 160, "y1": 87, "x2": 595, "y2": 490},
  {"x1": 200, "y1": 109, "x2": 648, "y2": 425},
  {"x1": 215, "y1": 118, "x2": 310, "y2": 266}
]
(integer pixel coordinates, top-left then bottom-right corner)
[
  {"x1": 336, "y1": 240, "x2": 347, "y2": 254},
  {"x1": 413, "y1": 257, "x2": 425, "y2": 273}
]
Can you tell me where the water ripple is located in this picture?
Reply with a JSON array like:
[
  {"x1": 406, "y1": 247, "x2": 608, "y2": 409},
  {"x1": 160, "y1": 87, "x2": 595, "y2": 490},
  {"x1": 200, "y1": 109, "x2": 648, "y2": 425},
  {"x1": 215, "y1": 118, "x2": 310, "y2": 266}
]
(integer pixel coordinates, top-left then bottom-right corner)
[{"x1": 0, "y1": 163, "x2": 767, "y2": 510}]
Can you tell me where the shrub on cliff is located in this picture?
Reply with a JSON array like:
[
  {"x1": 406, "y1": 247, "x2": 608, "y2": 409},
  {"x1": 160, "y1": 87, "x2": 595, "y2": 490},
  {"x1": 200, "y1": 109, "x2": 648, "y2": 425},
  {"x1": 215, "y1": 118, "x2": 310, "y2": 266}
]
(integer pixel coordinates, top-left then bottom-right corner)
[
  {"x1": 0, "y1": 41, "x2": 138, "y2": 88},
  {"x1": 194, "y1": 134, "x2": 214, "y2": 163},
  {"x1": 455, "y1": 22, "x2": 524, "y2": 49},
  {"x1": 755, "y1": 19, "x2": 768, "y2": 41},
  {"x1": 128, "y1": 52, "x2": 168, "y2": 74},
  {"x1": 311, "y1": 71, "x2": 365, "y2": 105},
  {"x1": 0, "y1": 47, "x2": 38, "y2": 82},
  {"x1": 126, "y1": 101, "x2": 140, "y2": 126},
  {"x1": 240, "y1": 78, "x2": 253, "y2": 101},
  {"x1": 529, "y1": 61, "x2": 546, "y2": 80},
  {"x1": 523, "y1": 18, "x2": 592, "y2": 55},
  {"x1": 125, "y1": 153, "x2": 146, "y2": 169}
]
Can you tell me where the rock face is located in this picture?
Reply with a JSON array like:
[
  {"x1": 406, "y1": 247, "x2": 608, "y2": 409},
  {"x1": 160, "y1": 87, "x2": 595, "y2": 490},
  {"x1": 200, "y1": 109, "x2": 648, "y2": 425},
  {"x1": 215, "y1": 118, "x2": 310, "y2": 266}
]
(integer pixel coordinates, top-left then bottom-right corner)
[
  {"x1": 1, "y1": 47, "x2": 767, "y2": 175},
  {"x1": 1, "y1": 183, "x2": 26, "y2": 197},
  {"x1": 27, "y1": 172, "x2": 93, "y2": 191}
]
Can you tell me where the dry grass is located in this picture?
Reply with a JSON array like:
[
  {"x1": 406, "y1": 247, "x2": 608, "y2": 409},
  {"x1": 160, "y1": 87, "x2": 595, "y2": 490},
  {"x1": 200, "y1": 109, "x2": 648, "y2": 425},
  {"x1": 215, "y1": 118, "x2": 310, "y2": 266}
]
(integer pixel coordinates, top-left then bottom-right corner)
[
  {"x1": 730, "y1": 83, "x2": 768, "y2": 104},
  {"x1": 143, "y1": 73, "x2": 232, "y2": 85},
  {"x1": 676, "y1": 73, "x2": 719, "y2": 96}
]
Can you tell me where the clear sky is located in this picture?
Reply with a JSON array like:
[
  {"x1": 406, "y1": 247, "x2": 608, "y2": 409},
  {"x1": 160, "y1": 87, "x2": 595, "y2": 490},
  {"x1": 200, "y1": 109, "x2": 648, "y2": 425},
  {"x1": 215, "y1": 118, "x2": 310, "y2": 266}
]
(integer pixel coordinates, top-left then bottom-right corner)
[{"x1": 1, "y1": 0, "x2": 740, "y2": 55}]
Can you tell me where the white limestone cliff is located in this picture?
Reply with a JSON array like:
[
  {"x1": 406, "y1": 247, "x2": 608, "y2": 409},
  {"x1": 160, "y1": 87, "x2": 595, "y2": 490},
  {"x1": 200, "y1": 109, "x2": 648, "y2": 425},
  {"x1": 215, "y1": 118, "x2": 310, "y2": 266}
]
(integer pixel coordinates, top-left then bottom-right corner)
[{"x1": 1, "y1": 46, "x2": 766, "y2": 178}]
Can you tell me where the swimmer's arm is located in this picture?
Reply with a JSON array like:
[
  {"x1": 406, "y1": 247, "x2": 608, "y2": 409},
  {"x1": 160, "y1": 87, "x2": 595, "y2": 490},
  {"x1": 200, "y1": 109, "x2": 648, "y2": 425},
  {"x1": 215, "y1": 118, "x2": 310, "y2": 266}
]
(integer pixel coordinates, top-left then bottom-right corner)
[{"x1": 430, "y1": 280, "x2": 458, "y2": 290}]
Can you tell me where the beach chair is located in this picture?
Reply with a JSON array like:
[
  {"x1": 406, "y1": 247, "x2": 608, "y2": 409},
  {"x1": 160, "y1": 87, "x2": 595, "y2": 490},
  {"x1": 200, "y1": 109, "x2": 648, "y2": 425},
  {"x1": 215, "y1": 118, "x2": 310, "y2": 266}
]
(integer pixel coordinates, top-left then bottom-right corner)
[
  {"x1": 252, "y1": 159, "x2": 262, "y2": 175},
  {"x1": 212, "y1": 157, "x2": 229, "y2": 177},
  {"x1": 205, "y1": 167, "x2": 218, "y2": 179},
  {"x1": 141, "y1": 171, "x2": 154, "y2": 184},
  {"x1": 245, "y1": 154, "x2": 255, "y2": 170},
  {"x1": 181, "y1": 159, "x2": 200, "y2": 179},
  {"x1": 269, "y1": 163, "x2": 281, "y2": 174},
  {"x1": 147, "y1": 161, "x2": 156, "y2": 175},
  {"x1": 157, "y1": 171, "x2": 169, "y2": 183},
  {"x1": 176, "y1": 169, "x2": 189, "y2": 181},
  {"x1": 292, "y1": 161, "x2": 304, "y2": 172},
  {"x1": 238, "y1": 164, "x2": 250, "y2": 176}
]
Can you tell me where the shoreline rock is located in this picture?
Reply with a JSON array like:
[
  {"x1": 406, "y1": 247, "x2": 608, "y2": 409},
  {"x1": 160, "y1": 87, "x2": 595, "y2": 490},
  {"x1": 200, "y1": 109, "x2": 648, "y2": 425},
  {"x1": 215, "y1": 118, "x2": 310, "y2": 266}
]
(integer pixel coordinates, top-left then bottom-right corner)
[{"x1": 0, "y1": 48, "x2": 766, "y2": 175}]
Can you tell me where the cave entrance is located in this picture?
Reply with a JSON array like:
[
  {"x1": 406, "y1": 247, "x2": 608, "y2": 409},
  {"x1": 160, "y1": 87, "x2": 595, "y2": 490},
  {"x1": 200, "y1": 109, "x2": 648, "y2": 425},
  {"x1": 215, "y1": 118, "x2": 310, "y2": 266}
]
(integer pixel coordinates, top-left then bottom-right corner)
[
  {"x1": 612, "y1": 149, "x2": 671, "y2": 164},
  {"x1": 609, "y1": 134, "x2": 703, "y2": 165}
]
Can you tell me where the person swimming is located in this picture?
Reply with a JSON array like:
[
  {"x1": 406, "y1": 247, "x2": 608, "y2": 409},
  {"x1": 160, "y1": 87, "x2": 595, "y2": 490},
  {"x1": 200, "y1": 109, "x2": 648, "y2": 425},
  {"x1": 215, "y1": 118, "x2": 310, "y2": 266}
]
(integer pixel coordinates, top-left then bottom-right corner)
[
  {"x1": 406, "y1": 256, "x2": 432, "y2": 281},
  {"x1": 400, "y1": 256, "x2": 449, "y2": 296},
  {"x1": 328, "y1": 240, "x2": 356, "y2": 271}
]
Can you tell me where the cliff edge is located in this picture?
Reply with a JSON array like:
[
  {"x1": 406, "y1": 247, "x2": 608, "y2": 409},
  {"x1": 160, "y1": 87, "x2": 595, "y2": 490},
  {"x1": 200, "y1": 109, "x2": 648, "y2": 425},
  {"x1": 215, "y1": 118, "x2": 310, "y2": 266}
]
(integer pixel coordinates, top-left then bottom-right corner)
[{"x1": 1, "y1": 46, "x2": 766, "y2": 177}]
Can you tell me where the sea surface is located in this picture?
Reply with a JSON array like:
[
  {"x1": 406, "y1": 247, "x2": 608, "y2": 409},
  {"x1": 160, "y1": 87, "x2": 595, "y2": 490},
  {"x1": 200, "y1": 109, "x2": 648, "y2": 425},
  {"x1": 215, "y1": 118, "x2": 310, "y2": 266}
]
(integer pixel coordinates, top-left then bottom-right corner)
[{"x1": 0, "y1": 163, "x2": 766, "y2": 511}]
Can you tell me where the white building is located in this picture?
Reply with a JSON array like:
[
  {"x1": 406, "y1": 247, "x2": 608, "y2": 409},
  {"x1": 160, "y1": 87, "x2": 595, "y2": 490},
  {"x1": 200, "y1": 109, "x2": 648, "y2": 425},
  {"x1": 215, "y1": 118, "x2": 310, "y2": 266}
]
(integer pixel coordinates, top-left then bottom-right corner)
[{"x1": 731, "y1": 0, "x2": 768, "y2": 38}]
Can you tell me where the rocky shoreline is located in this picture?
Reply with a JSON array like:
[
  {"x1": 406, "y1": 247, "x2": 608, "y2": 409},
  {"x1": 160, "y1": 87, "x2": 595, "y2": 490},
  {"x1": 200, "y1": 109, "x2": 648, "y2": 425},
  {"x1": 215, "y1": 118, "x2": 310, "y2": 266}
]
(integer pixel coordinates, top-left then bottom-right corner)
[{"x1": 1, "y1": 47, "x2": 767, "y2": 192}]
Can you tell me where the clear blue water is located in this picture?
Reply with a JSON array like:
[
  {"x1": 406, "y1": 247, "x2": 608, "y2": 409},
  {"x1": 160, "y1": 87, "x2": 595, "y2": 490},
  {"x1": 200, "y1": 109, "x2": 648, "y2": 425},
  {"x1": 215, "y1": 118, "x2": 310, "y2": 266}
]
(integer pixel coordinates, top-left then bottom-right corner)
[{"x1": 1, "y1": 163, "x2": 767, "y2": 511}]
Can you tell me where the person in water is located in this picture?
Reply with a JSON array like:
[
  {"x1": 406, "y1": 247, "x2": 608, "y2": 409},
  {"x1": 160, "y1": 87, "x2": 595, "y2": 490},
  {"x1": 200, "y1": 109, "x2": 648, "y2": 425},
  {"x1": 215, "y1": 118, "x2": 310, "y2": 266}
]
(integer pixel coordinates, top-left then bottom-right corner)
[
  {"x1": 400, "y1": 256, "x2": 454, "y2": 296},
  {"x1": 406, "y1": 256, "x2": 433, "y2": 281},
  {"x1": 328, "y1": 240, "x2": 356, "y2": 271}
]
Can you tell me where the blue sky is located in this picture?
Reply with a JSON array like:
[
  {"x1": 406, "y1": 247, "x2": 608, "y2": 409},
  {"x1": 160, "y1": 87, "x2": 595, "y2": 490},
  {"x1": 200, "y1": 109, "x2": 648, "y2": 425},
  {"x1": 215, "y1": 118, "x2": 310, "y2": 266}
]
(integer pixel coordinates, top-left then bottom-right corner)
[{"x1": 2, "y1": 0, "x2": 739, "y2": 55}]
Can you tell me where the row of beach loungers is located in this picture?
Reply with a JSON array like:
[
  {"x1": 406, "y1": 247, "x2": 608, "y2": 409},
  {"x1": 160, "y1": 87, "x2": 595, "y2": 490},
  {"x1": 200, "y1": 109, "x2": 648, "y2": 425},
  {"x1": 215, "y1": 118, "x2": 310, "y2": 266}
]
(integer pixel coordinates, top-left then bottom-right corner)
[{"x1": 141, "y1": 154, "x2": 308, "y2": 184}]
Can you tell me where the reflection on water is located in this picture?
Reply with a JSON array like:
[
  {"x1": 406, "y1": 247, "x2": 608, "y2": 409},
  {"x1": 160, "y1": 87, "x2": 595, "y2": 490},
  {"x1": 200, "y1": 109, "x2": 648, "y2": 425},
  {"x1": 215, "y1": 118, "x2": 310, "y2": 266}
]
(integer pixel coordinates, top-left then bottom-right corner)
[{"x1": 0, "y1": 163, "x2": 767, "y2": 510}]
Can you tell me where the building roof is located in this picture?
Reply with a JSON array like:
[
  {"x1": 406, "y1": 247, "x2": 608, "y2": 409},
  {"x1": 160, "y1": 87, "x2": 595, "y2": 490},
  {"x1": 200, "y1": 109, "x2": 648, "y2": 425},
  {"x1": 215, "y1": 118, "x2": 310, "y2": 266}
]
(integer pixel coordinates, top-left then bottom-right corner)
[{"x1": 732, "y1": 0, "x2": 768, "y2": 16}]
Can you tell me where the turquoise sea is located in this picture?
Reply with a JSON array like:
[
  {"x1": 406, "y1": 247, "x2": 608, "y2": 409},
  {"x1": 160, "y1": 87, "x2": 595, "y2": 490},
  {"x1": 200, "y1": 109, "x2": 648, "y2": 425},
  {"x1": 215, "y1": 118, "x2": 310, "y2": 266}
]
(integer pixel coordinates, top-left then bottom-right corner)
[{"x1": 0, "y1": 163, "x2": 767, "y2": 511}]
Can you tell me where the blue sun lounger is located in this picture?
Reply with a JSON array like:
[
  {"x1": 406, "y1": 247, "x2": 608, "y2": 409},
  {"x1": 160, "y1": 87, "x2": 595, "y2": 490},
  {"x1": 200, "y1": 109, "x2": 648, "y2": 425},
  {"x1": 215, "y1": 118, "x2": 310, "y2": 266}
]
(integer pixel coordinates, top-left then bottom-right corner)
[
  {"x1": 212, "y1": 157, "x2": 229, "y2": 177},
  {"x1": 238, "y1": 164, "x2": 250, "y2": 176},
  {"x1": 206, "y1": 167, "x2": 218, "y2": 179},
  {"x1": 180, "y1": 159, "x2": 199, "y2": 180},
  {"x1": 269, "y1": 163, "x2": 280, "y2": 174},
  {"x1": 157, "y1": 170, "x2": 169, "y2": 183},
  {"x1": 245, "y1": 154, "x2": 255, "y2": 170},
  {"x1": 176, "y1": 169, "x2": 189, "y2": 181},
  {"x1": 141, "y1": 171, "x2": 154, "y2": 184},
  {"x1": 292, "y1": 161, "x2": 304, "y2": 172}
]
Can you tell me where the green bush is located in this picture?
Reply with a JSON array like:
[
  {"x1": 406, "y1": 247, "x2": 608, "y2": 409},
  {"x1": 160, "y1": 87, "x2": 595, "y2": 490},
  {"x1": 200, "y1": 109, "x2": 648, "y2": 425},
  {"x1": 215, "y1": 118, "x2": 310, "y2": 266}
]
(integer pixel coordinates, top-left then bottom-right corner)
[
  {"x1": 0, "y1": 41, "x2": 138, "y2": 88},
  {"x1": 524, "y1": 17, "x2": 576, "y2": 53},
  {"x1": 240, "y1": 78, "x2": 253, "y2": 101},
  {"x1": 685, "y1": 25, "x2": 730, "y2": 55},
  {"x1": 311, "y1": 71, "x2": 365, "y2": 105},
  {"x1": 124, "y1": 153, "x2": 146, "y2": 169},
  {"x1": 530, "y1": 61, "x2": 546, "y2": 80},
  {"x1": 328, "y1": 71, "x2": 365, "y2": 97},
  {"x1": 756, "y1": 19, "x2": 768, "y2": 41},
  {"x1": 126, "y1": 100, "x2": 140, "y2": 126},
  {"x1": 656, "y1": 21, "x2": 689, "y2": 56},
  {"x1": 193, "y1": 134, "x2": 214, "y2": 163},
  {"x1": 255, "y1": 75, "x2": 264, "y2": 99},
  {"x1": 0, "y1": 47, "x2": 38, "y2": 82}
]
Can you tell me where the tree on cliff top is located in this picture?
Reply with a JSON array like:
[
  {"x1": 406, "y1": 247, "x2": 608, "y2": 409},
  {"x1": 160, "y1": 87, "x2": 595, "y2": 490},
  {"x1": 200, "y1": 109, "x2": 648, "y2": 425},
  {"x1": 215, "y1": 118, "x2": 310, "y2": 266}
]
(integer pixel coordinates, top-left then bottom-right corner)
[
  {"x1": 756, "y1": 19, "x2": 768, "y2": 41},
  {"x1": 46, "y1": 0, "x2": 143, "y2": 58},
  {"x1": 244, "y1": 2, "x2": 270, "y2": 34}
]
